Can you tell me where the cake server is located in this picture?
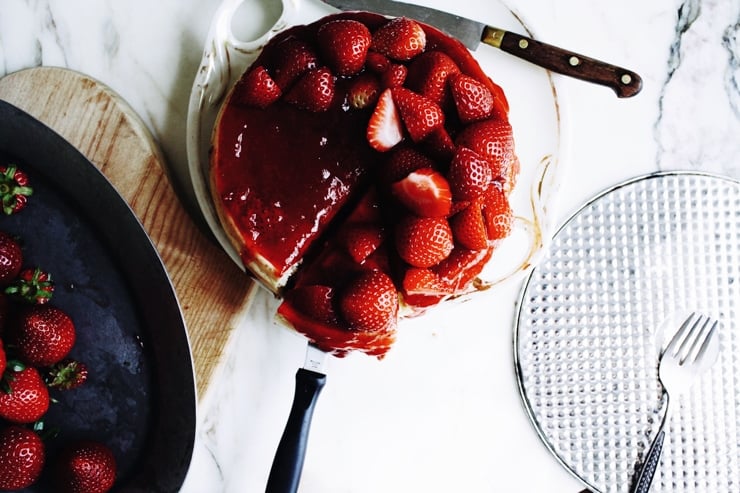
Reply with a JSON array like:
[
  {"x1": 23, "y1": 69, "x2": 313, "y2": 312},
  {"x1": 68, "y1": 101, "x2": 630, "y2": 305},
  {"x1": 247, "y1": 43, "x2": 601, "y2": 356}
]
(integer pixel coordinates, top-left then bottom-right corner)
[
  {"x1": 322, "y1": 0, "x2": 642, "y2": 97},
  {"x1": 265, "y1": 343, "x2": 328, "y2": 493}
]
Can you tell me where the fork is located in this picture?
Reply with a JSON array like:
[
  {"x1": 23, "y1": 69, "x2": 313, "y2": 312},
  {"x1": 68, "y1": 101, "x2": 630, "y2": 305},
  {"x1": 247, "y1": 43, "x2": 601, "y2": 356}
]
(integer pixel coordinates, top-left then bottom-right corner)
[{"x1": 631, "y1": 312, "x2": 721, "y2": 493}]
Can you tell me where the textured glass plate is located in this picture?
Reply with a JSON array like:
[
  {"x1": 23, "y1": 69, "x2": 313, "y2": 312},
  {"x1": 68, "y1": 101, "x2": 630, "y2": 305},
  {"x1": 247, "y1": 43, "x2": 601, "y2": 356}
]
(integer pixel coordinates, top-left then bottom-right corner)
[{"x1": 514, "y1": 172, "x2": 740, "y2": 493}]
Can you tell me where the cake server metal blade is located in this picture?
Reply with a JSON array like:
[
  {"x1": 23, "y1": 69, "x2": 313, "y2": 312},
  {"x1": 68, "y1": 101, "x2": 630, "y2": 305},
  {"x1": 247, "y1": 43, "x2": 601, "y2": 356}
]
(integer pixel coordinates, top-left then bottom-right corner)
[
  {"x1": 321, "y1": 0, "x2": 642, "y2": 97},
  {"x1": 265, "y1": 343, "x2": 328, "y2": 493}
]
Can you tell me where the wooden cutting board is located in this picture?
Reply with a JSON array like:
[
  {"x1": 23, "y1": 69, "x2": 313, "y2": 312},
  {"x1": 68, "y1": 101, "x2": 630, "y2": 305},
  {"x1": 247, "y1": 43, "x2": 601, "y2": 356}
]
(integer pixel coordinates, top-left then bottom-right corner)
[{"x1": 0, "y1": 67, "x2": 258, "y2": 400}]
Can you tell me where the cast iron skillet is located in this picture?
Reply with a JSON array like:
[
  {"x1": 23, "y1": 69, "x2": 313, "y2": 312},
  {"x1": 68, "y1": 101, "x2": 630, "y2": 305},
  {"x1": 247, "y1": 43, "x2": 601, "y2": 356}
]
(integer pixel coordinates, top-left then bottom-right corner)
[{"x1": 0, "y1": 100, "x2": 195, "y2": 492}]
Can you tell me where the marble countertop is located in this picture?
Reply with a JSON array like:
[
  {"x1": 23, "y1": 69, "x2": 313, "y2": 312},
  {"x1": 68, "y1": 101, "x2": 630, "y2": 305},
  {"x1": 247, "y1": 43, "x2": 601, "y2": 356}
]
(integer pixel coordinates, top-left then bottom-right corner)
[{"x1": 2, "y1": 0, "x2": 738, "y2": 491}]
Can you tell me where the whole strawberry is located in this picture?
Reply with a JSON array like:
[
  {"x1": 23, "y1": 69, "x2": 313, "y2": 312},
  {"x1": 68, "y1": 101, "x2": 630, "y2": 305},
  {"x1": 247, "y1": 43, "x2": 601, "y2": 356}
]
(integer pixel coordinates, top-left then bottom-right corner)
[
  {"x1": 0, "y1": 231, "x2": 22, "y2": 286},
  {"x1": 8, "y1": 305, "x2": 76, "y2": 367},
  {"x1": 46, "y1": 358, "x2": 88, "y2": 390},
  {"x1": 0, "y1": 365, "x2": 50, "y2": 423},
  {"x1": 339, "y1": 270, "x2": 398, "y2": 332},
  {"x1": 55, "y1": 441, "x2": 117, "y2": 493},
  {"x1": 0, "y1": 164, "x2": 33, "y2": 215},
  {"x1": 0, "y1": 425, "x2": 45, "y2": 490},
  {"x1": 5, "y1": 266, "x2": 55, "y2": 304}
]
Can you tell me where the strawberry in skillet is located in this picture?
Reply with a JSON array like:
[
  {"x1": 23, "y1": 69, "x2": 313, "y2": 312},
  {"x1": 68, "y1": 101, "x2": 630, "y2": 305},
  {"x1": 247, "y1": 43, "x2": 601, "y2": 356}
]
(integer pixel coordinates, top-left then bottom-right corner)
[
  {"x1": 0, "y1": 365, "x2": 50, "y2": 423},
  {"x1": 0, "y1": 425, "x2": 45, "y2": 490},
  {"x1": 54, "y1": 440, "x2": 117, "y2": 493},
  {"x1": 390, "y1": 167, "x2": 452, "y2": 218},
  {"x1": 339, "y1": 270, "x2": 398, "y2": 332},
  {"x1": 5, "y1": 266, "x2": 55, "y2": 305},
  {"x1": 0, "y1": 338, "x2": 6, "y2": 376},
  {"x1": 45, "y1": 358, "x2": 89, "y2": 391},
  {"x1": 0, "y1": 165, "x2": 33, "y2": 216},
  {"x1": 7, "y1": 304, "x2": 76, "y2": 367},
  {"x1": 0, "y1": 231, "x2": 22, "y2": 286},
  {"x1": 317, "y1": 18, "x2": 371, "y2": 77},
  {"x1": 371, "y1": 17, "x2": 426, "y2": 61}
]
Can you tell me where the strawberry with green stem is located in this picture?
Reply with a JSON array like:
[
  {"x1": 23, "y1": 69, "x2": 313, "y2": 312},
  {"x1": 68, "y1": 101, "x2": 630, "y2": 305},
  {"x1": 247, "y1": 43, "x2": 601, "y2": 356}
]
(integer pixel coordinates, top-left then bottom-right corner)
[
  {"x1": 0, "y1": 165, "x2": 33, "y2": 215},
  {"x1": 5, "y1": 266, "x2": 55, "y2": 304},
  {"x1": 0, "y1": 364, "x2": 50, "y2": 423}
]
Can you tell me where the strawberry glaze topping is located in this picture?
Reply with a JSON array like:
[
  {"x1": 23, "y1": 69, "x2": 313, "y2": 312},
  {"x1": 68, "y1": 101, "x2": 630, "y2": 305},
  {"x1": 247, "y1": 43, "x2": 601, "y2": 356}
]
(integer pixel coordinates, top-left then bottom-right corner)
[{"x1": 212, "y1": 12, "x2": 517, "y2": 358}]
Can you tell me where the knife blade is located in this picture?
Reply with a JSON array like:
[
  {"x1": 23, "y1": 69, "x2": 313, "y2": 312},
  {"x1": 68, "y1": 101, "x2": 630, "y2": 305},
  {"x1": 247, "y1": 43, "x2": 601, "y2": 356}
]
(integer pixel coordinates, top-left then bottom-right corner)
[
  {"x1": 265, "y1": 343, "x2": 328, "y2": 493},
  {"x1": 322, "y1": 0, "x2": 642, "y2": 98}
]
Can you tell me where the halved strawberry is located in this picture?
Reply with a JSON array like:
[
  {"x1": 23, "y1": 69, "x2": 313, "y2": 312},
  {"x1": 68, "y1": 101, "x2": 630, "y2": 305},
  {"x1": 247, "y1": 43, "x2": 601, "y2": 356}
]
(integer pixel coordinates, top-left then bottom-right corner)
[
  {"x1": 269, "y1": 36, "x2": 319, "y2": 90},
  {"x1": 391, "y1": 87, "x2": 444, "y2": 142},
  {"x1": 481, "y1": 182, "x2": 513, "y2": 240},
  {"x1": 379, "y1": 146, "x2": 436, "y2": 185},
  {"x1": 395, "y1": 215, "x2": 454, "y2": 268},
  {"x1": 342, "y1": 224, "x2": 385, "y2": 264},
  {"x1": 371, "y1": 17, "x2": 426, "y2": 61},
  {"x1": 449, "y1": 73, "x2": 495, "y2": 123},
  {"x1": 450, "y1": 203, "x2": 488, "y2": 250},
  {"x1": 433, "y1": 247, "x2": 493, "y2": 292},
  {"x1": 455, "y1": 118, "x2": 515, "y2": 180},
  {"x1": 284, "y1": 67, "x2": 336, "y2": 112},
  {"x1": 234, "y1": 66, "x2": 282, "y2": 109},
  {"x1": 347, "y1": 72, "x2": 380, "y2": 109},
  {"x1": 284, "y1": 285, "x2": 340, "y2": 325},
  {"x1": 0, "y1": 365, "x2": 50, "y2": 424},
  {"x1": 317, "y1": 19, "x2": 372, "y2": 77},
  {"x1": 380, "y1": 63, "x2": 407, "y2": 88},
  {"x1": 406, "y1": 50, "x2": 461, "y2": 107},
  {"x1": 447, "y1": 147, "x2": 493, "y2": 201},
  {"x1": 390, "y1": 168, "x2": 452, "y2": 217},
  {"x1": 339, "y1": 270, "x2": 398, "y2": 332},
  {"x1": 0, "y1": 165, "x2": 33, "y2": 216},
  {"x1": 366, "y1": 88, "x2": 404, "y2": 152}
]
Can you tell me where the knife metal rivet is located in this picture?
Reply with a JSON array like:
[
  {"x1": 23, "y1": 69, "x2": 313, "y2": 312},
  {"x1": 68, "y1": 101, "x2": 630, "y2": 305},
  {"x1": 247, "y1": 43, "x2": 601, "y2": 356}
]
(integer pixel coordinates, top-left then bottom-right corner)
[
  {"x1": 621, "y1": 74, "x2": 633, "y2": 85},
  {"x1": 569, "y1": 56, "x2": 580, "y2": 66},
  {"x1": 518, "y1": 39, "x2": 529, "y2": 49}
]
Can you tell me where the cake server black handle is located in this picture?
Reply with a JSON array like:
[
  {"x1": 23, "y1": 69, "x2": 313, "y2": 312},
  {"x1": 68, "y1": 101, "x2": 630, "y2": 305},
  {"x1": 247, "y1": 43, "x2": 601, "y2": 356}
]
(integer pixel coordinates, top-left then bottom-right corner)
[{"x1": 265, "y1": 368, "x2": 326, "y2": 493}]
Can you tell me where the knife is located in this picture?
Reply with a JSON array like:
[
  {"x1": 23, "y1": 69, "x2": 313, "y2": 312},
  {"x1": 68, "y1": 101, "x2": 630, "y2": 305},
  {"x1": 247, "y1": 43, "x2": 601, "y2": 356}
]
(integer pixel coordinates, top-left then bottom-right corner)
[
  {"x1": 322, "y1": 0, "x2": 642, "y2": 98},
  {"x1": 265, "y1": 343, "x2": 328, "y2": 493}
]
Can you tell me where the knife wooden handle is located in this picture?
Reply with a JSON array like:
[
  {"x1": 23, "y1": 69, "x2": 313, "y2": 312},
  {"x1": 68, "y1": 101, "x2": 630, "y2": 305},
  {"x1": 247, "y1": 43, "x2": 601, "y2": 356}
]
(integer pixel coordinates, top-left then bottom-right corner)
[
  {"x1": 482, "y1": 26, "x2": 642, "y2": 98},
  {"x1": 265, "y1": 368, "x2": 326, "y2": 493}
]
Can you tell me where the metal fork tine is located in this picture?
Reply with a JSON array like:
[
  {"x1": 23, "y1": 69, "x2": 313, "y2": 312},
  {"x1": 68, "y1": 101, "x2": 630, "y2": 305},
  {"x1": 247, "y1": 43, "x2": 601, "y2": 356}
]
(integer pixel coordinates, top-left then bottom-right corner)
[
  {"x1": 692, "y1": 319, "x2": 719, "y2": 362},
  {"x1": 666, "y1": 312, "x2": 696, "y2": 356},
  {"x1": 677, "y1": 314, "x2": 707, "y2": 364}
]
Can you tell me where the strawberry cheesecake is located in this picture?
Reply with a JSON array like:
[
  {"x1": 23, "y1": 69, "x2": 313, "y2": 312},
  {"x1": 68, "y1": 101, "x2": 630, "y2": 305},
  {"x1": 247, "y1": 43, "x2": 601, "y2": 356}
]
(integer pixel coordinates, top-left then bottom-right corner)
[{"x1": 210, "y1": 12, "x2": 518, "y2": 358}]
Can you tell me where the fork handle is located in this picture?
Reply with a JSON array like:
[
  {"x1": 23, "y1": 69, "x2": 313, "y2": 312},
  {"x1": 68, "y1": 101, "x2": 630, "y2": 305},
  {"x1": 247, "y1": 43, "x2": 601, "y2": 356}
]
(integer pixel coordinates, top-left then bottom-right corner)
[{"x1": 632, "y1": 430, "x2": 665, "y2": 493}]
